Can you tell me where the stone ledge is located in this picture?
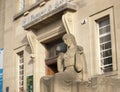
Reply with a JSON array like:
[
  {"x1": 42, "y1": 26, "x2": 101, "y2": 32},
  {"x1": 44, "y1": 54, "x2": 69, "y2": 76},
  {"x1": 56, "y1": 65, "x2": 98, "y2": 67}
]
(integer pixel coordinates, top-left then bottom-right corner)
[
  {"x1": 40, "y1": 72, "x2": 120, "y2": 92},
  {"x1": 23, "y1": 3, "x2": 77, "y2": 30},
  {"x1": 13, "y1": 0, "x2": 44, "y2": 20}
]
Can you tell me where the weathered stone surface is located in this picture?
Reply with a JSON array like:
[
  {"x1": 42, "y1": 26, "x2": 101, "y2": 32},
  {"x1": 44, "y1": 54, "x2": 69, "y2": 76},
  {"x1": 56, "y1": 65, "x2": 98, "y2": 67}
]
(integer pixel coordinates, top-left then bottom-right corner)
[
  {"x1": 40, "y1": 33, "x2": 120, "y2": 92},
  {"x1": 41, "y1": 75, "x2": 120, "y2": 92},
  {"x1": 57, "y1": 33, "x2": 88, "y2": 81},
  {"x1": 40, "y1": 33, "x2": 89, "y2": 92}
]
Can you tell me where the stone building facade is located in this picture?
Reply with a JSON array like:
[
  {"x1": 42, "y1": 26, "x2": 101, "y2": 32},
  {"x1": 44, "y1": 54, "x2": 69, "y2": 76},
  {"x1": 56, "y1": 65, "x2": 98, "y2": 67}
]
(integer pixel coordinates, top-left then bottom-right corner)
[
  {"x1": 1, "y1": 0, "x2": 120, "y2": 92},
  {"x1": 0, "y1": 0, "x2": 5, "y2": 48}
]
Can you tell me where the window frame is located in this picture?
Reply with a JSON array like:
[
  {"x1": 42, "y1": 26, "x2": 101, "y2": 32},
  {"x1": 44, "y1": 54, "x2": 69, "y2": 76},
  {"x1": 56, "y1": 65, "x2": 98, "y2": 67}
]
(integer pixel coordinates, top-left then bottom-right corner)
[
  {"x1": 14, "y1": 45, "x2": 26, "y2": 92},
  {"x1": 96, "y1": 16, "x2": 113, "y2": 73},
  {"x1": 90, "y1": 7, "x2": 117, "y2": 75},
  {"x1": 44, "y1": 37, "x2": 67, "y2": 75},
  {"x1": 17, "y1": 51, "x2": 24, "y2": 92}
]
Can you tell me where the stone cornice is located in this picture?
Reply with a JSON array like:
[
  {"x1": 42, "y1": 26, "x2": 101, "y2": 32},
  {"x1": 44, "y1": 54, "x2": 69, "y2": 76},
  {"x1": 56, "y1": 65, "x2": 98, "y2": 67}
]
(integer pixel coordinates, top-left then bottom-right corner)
[
  {"x1": 38, "y1": 26, "x2": 65, "y2": 43},
  {"x1": 23, "y1": 3, "x2": 77, "y2": 30},
  {"x1": 13, "y1": 0, "x2": 44, "y2": 20}
]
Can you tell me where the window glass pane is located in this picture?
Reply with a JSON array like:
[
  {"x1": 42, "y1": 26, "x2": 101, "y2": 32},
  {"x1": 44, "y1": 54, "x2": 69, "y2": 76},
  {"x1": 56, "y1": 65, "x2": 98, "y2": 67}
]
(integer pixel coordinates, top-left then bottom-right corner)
[
  {"x1": 46, "y1": 39, "x2": 66, "y2": 58},
  {"x1": 19, "y1": 70, "x2": 24, "y2": 75},
  {"x1": 104, "y1": 57, "x2": 112, "y2": 65},
  {"x1": 97, "y1": 16, "x2": 113, "y2": 73},
  {"x1": 20, "y1": 58, "x2": 24, "y2": 63},
  {"x1": 104, "y1": 65, "x2": 113, "y2": 72},
  {"x1": 19, "y1": 65, "x2": 24, "y2": 69},
  {"x1": 100, "y1": 35, "x2": 111, "y2": 43},
  {"x1": 99, "y1": 17, "x2": 109, "y2": 27},
  {"x1": 19, "y1": 76, "x2": 23, "y2": 80},
  {"x1": 45, "y1": 38, "x2": 67, "y2": 75},
  {"x1": 101, "y1": 57, "x2": 112, "y2": 65},
  {"x1": 99, "y1": 25, "x2": 110, "y2": 35},
  {"x1": 100, "y1": 49, "x2": 112, "y2": 58},
  {"x1": 100, "y1": 42, "x2": 111, "y2": 51}
]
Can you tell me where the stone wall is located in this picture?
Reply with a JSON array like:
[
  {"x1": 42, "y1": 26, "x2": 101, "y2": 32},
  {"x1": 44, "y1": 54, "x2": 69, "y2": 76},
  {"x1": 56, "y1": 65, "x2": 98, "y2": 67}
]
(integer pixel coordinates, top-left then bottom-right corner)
[
  {"x1": 77, "y1": 77, "x2": 120, "y2": 92},
  {"x1": 0, "y1": 0, "x2": 5, "y2": 48}
]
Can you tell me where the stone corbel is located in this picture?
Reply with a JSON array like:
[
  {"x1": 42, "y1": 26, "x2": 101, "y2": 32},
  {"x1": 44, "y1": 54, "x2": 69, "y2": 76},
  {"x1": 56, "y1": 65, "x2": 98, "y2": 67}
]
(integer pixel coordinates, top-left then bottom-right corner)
[
  {"x1": 27, "y1": 31, "x2": 37, "y2": 59},
  {"x1": 62, "y1": 10, "x2": 75, "y2": 34}
]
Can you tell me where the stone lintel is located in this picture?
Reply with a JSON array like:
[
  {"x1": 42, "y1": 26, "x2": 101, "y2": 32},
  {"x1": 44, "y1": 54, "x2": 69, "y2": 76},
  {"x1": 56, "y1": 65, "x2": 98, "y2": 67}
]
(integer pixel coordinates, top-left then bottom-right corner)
[{"x1": 23, "y1": 3, "x2": 77, "y2": 30}]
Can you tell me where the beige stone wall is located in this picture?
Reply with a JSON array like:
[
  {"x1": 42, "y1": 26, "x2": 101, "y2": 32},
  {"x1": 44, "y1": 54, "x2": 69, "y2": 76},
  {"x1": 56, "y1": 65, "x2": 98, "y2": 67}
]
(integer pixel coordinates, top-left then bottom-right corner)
[
  {"x1": 3, "y1": 0, "x2": 120, "y2": 92},
  {"x1": 3, "y1": 0, "x2": 29, "y2": 92},
  {"x1": 0, "y1": 0, "x2": 5, "y2": 48},
  {"x1": 114, "y1": 3, "x2": 120, "y2": 76},
  {"x1": 73, "y1": 0, "x2": 120, "y2": 77}
]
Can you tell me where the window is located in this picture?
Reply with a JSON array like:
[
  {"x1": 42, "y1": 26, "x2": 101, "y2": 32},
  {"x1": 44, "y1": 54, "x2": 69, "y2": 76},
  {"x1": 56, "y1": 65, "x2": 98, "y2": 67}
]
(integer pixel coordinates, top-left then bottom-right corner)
[
  {"x1": 90, "y1": 8, "x2": 117, "y2": 75},
  {"x1": 97, "y1": 16, "x2": 113, "y2": 73},
  {"x1": 17, "y1": 51, "x2": 24, "y2": 92},
  {"x1": 45, "y1": 39, "x2": 66, "y2": 59},
  {"x1": 18, "y1": 0, "x2": 25, "y2": 11},
  {"x1": 45, "y1": 38, "x2": 67, "y2": 75},
  {"x1": 6, "y1": 87, "x2": 9, "y2": 92}
]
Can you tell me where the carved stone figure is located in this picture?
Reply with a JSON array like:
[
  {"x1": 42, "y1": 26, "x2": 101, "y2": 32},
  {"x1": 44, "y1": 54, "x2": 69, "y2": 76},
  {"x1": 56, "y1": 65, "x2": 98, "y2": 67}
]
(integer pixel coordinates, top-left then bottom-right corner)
[
  {"x1": 40, "y1": 10, "x2": 88, "y2": 92},
  {"x1": 40, "y1": 33, "x2": 88, "y2": 92},
  {"x1": 52, "y1": 33, "x2": 88, "y2": 92},
  {"x1": 57, "y1": 33, "x2": 88, "y2": 81}
]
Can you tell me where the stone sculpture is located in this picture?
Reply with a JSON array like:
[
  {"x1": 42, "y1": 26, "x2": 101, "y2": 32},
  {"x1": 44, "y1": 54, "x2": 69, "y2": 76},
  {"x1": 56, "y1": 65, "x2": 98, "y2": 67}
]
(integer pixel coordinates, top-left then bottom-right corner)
[
  {"x1": 40, "y1": 10, "x2": 89, "y2": 92},
  {"x1": 40, "y1": 33, "x2": 88, "y2": 92},
  {"x1": 57, "y1": 33, "x2": 88, "y2": 81}
]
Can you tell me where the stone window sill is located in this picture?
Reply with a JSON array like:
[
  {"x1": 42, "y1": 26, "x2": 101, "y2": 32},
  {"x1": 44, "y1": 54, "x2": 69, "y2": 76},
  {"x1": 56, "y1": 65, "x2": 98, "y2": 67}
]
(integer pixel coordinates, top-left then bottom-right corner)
[{"x1": 93, "y1": 71, "x2": 117, "y2": 78}]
